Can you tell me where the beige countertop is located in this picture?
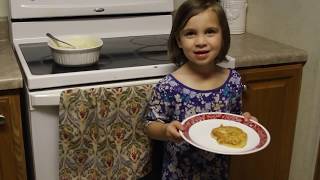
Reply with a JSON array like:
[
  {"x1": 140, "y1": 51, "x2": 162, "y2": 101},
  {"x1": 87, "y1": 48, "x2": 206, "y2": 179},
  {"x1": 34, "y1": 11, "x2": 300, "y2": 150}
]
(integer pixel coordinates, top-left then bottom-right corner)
[
  {"x1": 0, "y1": 19, "x2": 23, "y2": 91},
  {"x1": 229, "y1": 33, "x2": 307, "y2": 67},
  {"x1": 0, "y1": 19, "x2": 307, "y2": 91}
]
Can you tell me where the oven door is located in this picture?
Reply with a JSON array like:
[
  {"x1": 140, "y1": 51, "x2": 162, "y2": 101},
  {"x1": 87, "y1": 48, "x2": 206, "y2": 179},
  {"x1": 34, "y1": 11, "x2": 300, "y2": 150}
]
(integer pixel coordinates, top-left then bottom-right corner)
[
  {"x1": 10, "y1": 0, "x2": 174, "y2": 19},
  {"x1": 26, "y1": 78, "x2": 160, "y2": 180}
]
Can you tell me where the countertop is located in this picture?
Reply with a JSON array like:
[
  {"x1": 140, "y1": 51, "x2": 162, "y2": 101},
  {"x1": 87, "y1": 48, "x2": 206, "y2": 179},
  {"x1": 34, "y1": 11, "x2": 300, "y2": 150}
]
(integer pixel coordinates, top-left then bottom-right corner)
[
  {"x1": 0, "y1": 19, "x2": 307, "y2": 91},
  {"x1": 229, "y1": 33, "x2": 307, "y2": 67},
  {"x1": 0, "y1": 19, "x2": 23, "y2": 91}
]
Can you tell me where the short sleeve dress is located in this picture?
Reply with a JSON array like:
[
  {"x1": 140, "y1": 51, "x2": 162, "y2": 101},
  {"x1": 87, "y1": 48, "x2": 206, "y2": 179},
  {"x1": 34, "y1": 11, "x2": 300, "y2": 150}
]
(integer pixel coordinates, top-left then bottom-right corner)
[{"x1": 144, "y1": 69, "x2": 243, "y2": 180}]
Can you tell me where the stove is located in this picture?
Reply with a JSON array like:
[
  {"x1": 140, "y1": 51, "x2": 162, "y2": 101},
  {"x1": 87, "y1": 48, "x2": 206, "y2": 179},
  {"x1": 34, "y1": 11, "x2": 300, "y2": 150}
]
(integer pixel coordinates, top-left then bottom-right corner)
[
  {"x1": 9, "y1": 0, "x2": 175, "y2": 179},
  {"x1": 18, "y1": 34, "x2": 175, "y2": 90},
  {"x1": 11, "y1": 14, "x2": 176, "y2": 90},
  {"x1": 20, "y1": 34, "x2": 170, "y2": 75}
]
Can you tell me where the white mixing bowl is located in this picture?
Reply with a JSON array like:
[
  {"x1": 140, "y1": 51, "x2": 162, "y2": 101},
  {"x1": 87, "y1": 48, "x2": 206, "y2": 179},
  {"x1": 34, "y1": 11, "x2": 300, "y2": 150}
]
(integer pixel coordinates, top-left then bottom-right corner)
[{"x1": 48, "y1": 35, "x2": 103, "y2": 66}]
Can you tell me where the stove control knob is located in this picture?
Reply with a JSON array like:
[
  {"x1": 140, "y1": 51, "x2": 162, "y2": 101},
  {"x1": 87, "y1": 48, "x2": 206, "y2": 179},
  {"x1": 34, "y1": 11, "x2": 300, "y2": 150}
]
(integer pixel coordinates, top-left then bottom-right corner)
[
  {"x1": 94, "y1": 8, "x2": 105, "y2": 12},
  {"x1": 0, "y1": 114, "x2": 5, "y2": 125}
]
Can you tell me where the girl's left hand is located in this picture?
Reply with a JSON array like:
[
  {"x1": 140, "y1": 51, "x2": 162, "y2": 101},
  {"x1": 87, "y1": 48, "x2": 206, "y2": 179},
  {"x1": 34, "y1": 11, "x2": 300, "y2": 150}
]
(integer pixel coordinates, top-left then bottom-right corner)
[{"x1": 242, "y1": 112, "x2": 258, "y2": 122}]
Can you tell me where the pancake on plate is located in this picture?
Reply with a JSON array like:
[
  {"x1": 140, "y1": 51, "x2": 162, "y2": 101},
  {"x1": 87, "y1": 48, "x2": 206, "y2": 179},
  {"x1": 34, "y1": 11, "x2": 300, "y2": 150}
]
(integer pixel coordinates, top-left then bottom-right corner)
[{"x1": 211, "y1": 124, "x2": 247, "y2": 148}]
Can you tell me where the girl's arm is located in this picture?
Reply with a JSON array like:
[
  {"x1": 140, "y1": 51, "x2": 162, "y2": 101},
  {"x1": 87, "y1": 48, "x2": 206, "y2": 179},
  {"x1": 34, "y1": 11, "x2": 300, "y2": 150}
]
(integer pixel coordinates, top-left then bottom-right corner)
[{"x1": 145, "y1": 120, "x2": 184, "y2": 143}]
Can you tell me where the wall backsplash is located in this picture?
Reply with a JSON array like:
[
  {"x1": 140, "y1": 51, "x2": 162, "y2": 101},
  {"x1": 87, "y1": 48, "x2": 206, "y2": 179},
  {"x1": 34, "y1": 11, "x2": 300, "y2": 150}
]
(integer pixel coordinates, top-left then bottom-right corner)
[
  {"x1": 174, "y1": 0, "x2": 186, "y2": 9},
  {"x1": 0, "y1": 0, "x2": 8, "y2": 17},
  {"x1": 0, "y1": 18, "x2": 8, "y2": 40}
]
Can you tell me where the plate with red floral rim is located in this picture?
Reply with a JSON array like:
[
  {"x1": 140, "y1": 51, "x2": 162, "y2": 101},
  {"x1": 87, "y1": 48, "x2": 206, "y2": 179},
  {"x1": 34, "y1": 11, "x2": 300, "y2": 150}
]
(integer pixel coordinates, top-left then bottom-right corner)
[{"x1": 179, "y1": 112, "x2": 271, "y2": 155}]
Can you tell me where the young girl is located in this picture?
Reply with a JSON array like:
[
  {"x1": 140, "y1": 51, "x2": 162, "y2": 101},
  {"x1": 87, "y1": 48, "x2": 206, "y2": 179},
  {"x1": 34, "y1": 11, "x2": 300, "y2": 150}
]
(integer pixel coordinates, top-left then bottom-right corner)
[{"x1": 144, "y1": 0, "x2": 253, "y2": 179}]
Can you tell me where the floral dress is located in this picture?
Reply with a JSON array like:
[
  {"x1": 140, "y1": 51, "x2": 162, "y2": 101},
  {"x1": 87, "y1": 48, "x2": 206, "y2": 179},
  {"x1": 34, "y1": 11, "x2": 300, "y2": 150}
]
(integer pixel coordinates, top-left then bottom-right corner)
[{"x1": 144, "y1": 69, "x2": 243, "y2": 180}]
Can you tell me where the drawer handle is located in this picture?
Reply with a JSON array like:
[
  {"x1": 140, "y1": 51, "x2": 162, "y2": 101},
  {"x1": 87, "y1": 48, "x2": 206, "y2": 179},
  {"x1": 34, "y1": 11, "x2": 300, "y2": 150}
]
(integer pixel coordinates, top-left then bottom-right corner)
[
  {"x1": 243, "y1": 84, "x2": 248, "y2": 92},
  {"x1": 0, "y1": 114, "x2": 5, "y2": 125}
]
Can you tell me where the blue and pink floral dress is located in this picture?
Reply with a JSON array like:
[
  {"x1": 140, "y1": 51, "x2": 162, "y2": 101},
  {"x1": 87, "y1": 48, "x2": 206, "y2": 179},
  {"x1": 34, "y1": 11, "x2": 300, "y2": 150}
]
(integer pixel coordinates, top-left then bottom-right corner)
[{"x1": 145, "y1": 69, "x2": 243, "y2": 180}]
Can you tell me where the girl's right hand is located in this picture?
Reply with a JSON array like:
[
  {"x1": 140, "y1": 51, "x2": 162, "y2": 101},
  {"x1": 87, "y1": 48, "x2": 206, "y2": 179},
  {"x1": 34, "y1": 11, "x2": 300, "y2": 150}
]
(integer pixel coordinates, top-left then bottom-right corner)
[{"x1": 165, "y1": 120, "x2": 184, "y2": 143}]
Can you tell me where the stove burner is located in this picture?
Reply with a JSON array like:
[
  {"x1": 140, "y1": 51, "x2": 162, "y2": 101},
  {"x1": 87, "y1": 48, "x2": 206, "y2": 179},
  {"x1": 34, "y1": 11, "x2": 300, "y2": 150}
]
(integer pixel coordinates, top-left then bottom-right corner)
[
  {"x1": 97, "y1": 54, "x2": 113, "y2": 66},
  {"x1": 130, "y1": 36, "x2": 168, "y2": 46},
  {"x1": 40, "y1": 56, "x2": 53, "y2": 65},
  {"x1": 52, "y1": 63, "x2": 100, "y2": 74},
  {"x1": 136, "y1": 45, "x2": 168, "y2": 61},
  {"x1": 27, "y1": 56, "x2": 54, "y2": 75}
]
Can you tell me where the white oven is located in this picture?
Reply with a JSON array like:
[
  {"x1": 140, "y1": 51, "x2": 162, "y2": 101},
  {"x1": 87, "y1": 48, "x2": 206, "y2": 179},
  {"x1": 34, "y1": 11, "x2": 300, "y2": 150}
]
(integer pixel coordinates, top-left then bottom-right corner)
[
  {"x1": 25, "y1": 78, "x2": 162, "y2": 180},
  {"x1": 9, "y1": 0, "x2": 235, "y2": 179}
]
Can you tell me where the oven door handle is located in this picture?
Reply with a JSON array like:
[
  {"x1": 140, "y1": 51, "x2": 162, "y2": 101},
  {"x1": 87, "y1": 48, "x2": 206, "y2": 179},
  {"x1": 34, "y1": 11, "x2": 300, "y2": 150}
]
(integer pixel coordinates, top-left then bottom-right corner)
[
  {"x1": 29, "y1": 78, "x2": 161, "y2": 107},
  {"x1": 30, "y1": 93, "x2": 61, "y2": 107}
]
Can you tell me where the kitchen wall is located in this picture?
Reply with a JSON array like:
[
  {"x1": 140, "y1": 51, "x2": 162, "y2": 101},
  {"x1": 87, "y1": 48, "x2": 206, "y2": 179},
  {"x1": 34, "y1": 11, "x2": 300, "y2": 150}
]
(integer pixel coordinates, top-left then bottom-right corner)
[
  {"x1": 174, "y1": 0, "x2": 320, "y2": 180},
  {"x1": 246, "y1": 0, "x2": 320, "y2": 180},
  {"x1": 174, "y1": 0, "x2": 187, "y2": 8},
  {"x1": 0, "y1": 0, "x2": 8, "y2": 17}
]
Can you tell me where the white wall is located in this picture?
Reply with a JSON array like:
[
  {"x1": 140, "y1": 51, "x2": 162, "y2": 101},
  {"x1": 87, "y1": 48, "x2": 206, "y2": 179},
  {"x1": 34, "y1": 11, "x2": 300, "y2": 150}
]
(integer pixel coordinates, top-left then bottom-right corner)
[
  {"x1": 246, "y1": 0, "x2": 320, "y2": 180},
  {"x1": 174, "y1": 0, "x2": 186, "y2": 8},
  {"x1": 0, "y1": 0, "x2": 8, "y2": 17}
]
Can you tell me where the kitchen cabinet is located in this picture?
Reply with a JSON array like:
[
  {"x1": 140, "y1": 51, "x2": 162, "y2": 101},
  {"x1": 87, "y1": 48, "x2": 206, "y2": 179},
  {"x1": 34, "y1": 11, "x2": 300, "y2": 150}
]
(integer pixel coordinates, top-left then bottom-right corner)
[
  {"x1": 230, "y1": 63, "x2": 303, "y2": 180},
  {"x1": 0, "y1": 89, "x2": 27, "y2": 180}
]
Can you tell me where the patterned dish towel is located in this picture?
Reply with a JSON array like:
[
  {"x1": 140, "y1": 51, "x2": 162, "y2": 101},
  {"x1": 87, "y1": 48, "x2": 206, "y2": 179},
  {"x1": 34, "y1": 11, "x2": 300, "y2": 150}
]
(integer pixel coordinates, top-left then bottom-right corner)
[{"x1": 58, "y1": 84, "x2": 154, "y2": 180}]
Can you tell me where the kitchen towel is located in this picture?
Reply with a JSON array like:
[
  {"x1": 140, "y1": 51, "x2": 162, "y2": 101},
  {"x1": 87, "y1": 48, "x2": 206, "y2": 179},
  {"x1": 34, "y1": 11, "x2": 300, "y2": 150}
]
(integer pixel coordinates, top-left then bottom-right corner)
[{"x1": 58, "y1": 84, "x2": 154, "y2": 180}]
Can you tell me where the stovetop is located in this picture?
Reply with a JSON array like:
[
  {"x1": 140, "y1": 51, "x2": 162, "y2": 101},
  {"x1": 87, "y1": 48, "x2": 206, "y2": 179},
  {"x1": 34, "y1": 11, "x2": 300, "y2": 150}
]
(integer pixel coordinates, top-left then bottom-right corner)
[
  {"x1": 19, "y1": 34, "x2": 170, "y2": 75},
  {"x1": 15, "y1": 34, "x2": 177, "y2": 90}
]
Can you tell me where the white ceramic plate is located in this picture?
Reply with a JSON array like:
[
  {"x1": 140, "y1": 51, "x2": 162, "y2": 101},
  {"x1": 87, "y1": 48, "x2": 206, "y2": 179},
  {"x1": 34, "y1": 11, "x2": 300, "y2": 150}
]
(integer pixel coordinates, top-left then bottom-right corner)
[{"x1": 179, "y1": 112, "x2": 271, "y2": 155}]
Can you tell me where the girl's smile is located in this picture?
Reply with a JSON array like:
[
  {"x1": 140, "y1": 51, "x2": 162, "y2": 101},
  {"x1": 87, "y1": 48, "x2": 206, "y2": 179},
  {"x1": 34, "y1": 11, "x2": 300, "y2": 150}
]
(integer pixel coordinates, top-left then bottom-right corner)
[{"x1": 194, "y1": 50, "x2": 210, "y2": 59}]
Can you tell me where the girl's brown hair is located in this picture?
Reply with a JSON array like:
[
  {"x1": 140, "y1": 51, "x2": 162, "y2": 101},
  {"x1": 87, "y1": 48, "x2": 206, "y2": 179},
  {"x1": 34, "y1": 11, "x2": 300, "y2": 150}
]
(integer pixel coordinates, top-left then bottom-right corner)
[{"x1": 168, "y1": 0, "x2": 230, "y2": 66}]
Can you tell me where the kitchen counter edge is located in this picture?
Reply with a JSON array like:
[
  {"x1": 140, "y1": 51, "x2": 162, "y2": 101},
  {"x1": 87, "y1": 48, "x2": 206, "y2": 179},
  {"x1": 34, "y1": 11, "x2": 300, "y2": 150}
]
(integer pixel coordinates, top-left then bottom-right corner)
[
  {"x1": 0, "y1": 17, "x2": 23, "y2": 90},
  {"x1": 230, "y1": 33, "x2": 307, "y2": 68},
  {"x1": 0, "y1": 39, "x2": 23, "y2": 91}
]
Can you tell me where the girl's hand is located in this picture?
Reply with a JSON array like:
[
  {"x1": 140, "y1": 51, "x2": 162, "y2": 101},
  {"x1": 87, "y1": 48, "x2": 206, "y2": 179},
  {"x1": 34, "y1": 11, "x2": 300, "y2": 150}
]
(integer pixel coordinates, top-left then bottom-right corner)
[
  {"x1": 164, "y1": 120, "x2": 184, "y2": 143},
  {"x1": 242, "y1": 112, "x2": 258, "y2": 122}
]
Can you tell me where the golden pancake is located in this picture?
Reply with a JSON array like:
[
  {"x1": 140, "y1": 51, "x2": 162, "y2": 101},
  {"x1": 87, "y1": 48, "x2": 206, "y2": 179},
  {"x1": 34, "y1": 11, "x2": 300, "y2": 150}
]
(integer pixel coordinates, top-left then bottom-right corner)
[{"x1": 211, "y1": 124, "x2": 247, "y2": 148}]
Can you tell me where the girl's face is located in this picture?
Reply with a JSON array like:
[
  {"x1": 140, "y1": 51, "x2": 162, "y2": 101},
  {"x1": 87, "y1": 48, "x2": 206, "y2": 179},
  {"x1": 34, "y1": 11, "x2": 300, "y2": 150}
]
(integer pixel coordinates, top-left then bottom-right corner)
[{"x1": 177, "y1": 8, "x2": 222, "y2": 67}]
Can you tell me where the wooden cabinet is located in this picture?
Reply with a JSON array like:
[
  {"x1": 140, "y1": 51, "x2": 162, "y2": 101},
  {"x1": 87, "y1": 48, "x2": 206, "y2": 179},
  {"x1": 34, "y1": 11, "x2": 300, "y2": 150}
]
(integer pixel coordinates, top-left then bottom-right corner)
[
  {"x1": 0, "y1": 89, "x2": 27, "y2": 180},
  {"x1": 229, "y1": 64, "x2": 303, "y2": 180}
]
